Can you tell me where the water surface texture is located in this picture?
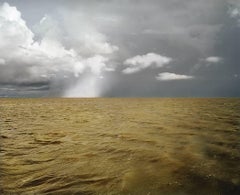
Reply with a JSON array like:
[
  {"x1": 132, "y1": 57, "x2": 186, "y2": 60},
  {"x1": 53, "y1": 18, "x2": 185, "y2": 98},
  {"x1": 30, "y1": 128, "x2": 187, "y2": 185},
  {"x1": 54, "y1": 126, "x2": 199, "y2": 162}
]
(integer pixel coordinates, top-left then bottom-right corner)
[{"x1": 0, "y1": 98, "x2": 240, "y2": 194}]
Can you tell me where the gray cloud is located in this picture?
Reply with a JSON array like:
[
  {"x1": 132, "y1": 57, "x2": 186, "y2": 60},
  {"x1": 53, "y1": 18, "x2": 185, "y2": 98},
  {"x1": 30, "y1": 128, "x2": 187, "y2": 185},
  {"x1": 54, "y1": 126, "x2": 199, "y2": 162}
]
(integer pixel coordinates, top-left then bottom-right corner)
[{"x1": 0, "y1": 0, "x2": 239, "y2": 97}]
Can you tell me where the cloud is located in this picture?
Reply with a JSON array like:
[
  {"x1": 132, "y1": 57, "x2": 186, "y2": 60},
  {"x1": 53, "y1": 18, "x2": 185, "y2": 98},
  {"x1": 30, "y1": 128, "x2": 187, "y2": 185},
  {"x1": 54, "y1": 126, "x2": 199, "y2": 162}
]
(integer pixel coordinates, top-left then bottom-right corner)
[
  {"x1": 205, "y1": 56, "x2": 222, "y2": 63},
  {"x1": 122, "y1": 53, "x2": 172, "y2": 74},
  {"x1": 59, "y1": 9, "x2": 119, "y2": 56},
  {"x1": 190, "y1": 56, "x2": 223, "y2": 74},
  {"x1": 0, "y1": 3, "x2": 34, "y2": 56},
  {"x1": 0, "y1": 1, "x2": 239, "y2": 97},
  {"x1": 156, "y1": 72, "x2": 193, "y2": 81},
  {"x1": 228, "y1": 1, "x2": 240, "y2": 25},
  {"x1": 0, "y1": 2, "x2": 118, "y2": 97},
  {"x1": 229, "y1": 8, "x2": 240, "y2": 18},
  {"x1": 228, "y1": 0, "x2": 240, "y2": 18},
  {"x1": 0, "y1": 58, "x2": 5, "y2": 65}
]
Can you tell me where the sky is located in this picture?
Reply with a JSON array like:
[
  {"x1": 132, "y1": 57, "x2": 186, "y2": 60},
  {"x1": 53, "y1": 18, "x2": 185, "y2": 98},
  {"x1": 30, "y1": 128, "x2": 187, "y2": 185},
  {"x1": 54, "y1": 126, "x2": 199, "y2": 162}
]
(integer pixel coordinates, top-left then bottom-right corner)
[{"x1": 0, "y1": 0, "x2": 239, "y2": 97}]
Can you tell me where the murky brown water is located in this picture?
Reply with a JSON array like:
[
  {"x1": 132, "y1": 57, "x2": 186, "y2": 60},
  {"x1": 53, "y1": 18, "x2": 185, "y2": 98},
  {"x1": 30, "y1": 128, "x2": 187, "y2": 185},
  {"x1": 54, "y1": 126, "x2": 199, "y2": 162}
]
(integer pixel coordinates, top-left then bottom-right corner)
[{"x1": 0, "y1": 98, "x2": 240, "y2": 195}]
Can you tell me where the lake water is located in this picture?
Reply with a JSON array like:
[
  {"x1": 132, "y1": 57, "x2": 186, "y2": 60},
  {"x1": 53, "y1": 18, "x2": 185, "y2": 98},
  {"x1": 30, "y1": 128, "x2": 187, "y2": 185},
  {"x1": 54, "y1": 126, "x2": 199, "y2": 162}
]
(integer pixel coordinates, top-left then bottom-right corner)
[{"x1": 0, "y1": 98, "x2": 240, "y2": 194}]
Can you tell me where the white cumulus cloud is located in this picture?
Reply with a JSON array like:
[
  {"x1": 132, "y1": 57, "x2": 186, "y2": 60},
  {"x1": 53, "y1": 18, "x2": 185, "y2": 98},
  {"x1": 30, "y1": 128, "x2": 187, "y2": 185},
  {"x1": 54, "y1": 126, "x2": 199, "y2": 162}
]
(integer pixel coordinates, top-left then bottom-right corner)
[
  {"x1": 205, "y1": 56, "x2": 222, "y2": 63},
  {"x1": 156, "y1": 72, "x2": 193, "y2": 81},
  {"x1": 122, "y1": 53, "x2": 172, "y2": 74},
  {"x1": 0, "y1": 2, "x2": 118, "y2": 97}
]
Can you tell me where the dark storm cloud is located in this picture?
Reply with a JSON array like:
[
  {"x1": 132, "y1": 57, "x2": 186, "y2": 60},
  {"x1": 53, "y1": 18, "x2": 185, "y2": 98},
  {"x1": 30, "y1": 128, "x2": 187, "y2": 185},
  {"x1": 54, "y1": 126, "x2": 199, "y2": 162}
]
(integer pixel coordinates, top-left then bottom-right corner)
[{"x1": 0, "y1": 0, "x2": 239, "y2": 97}]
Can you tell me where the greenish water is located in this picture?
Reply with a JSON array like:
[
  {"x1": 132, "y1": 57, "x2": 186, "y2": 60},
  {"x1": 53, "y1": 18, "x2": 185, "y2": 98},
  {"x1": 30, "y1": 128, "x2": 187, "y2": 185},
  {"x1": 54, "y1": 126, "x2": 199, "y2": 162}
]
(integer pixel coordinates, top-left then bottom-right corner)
[{"x1": 0, "y1": 98, "x2": 240, "y2": 194}]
